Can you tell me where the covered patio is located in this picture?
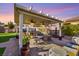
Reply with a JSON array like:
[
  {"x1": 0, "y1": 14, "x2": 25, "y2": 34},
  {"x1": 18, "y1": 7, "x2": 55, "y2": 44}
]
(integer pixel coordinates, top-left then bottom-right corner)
[{"x1": 14, "y1": 4, "x2": 63, "y2": 55}]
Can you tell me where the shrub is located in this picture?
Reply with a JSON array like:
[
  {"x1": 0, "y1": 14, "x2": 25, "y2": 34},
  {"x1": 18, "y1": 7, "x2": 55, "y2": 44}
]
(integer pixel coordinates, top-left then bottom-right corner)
[{"x1": 62, "y1": 24, "x2": 79, "y2": 36}]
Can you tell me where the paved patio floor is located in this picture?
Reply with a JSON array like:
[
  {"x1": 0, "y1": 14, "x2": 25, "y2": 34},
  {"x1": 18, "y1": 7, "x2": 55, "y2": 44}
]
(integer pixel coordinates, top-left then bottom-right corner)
[
  {"x1": 0, "y1": 38, "x2": 19, "y2": 56},
  {"x1": 29, "y1": 38, "x2": 67, "y2": 56}
]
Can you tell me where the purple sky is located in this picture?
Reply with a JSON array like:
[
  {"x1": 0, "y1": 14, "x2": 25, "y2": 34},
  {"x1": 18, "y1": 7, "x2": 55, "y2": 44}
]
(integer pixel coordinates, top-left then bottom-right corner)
[
  {"x1": 0, "y1": 3, "x2": 79, "y2": 23},
  {"x1": 0, "y1": 3, "x2": 14, "y2": 24}
]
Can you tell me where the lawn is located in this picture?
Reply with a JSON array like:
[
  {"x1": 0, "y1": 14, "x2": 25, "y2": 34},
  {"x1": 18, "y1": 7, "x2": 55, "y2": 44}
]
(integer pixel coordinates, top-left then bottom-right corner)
[
  {"x1": 0, "y1": 48, "x2": 5, "y2": 56},
  {"x1": 0, "y1": 33, "x2": 18, "y2": 43}
]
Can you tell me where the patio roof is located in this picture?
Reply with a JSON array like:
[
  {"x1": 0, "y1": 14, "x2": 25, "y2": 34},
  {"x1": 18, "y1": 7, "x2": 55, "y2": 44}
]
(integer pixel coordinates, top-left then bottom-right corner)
[{"x1": 14, "y1": 4, "x2": 62, "y2": 25}]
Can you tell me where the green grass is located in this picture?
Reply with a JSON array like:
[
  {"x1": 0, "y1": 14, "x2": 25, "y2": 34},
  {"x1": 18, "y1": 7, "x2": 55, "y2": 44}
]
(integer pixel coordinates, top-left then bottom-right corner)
[
  {"x1": 0, "y1": 48, "x2": 5, "y2": 56},
  {"x1": 0, "y1": 33, "x2": 18, "y2": 43}
]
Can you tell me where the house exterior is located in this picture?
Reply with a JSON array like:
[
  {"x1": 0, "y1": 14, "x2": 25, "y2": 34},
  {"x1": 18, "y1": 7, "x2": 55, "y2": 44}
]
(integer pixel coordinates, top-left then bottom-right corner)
[{"x1": 65, "y1": 16, "x2": 79, "y2": 25}]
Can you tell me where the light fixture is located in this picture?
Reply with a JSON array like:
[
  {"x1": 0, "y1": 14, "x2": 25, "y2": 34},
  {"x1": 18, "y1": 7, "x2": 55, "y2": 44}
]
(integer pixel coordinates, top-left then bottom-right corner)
[
  {"x1": 46, "y1": 14, "x2": 48, "y2": 16},
  {"x1": 29, "y1": 6, "x2": 32, "y2": 10},
  {"x1": 39, "y1": 11, "x2": 42, "y2": 13},
  {"x1": 51, "y1": 16, "x2": 55, "y2": 18}
]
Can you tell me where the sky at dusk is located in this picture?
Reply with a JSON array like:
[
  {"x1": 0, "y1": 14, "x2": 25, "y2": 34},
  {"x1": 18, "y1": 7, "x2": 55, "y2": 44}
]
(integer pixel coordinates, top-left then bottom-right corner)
[
  {"x1": 0, "y1": 3, "x2": 79, "y2": 24},
  {"x1": 0, "y1": 3, "x2": 14, "y2": 24}
]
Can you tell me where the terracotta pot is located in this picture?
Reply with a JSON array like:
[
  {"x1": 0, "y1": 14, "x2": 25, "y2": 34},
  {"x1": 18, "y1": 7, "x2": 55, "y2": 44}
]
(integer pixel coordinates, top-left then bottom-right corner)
[{"x1": 21, "y1": 47, "x2": 30, "y2": 56}]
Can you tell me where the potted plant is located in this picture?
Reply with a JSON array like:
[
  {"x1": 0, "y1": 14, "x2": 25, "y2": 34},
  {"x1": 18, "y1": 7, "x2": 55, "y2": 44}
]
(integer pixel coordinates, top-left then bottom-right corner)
[
  {"x1": 21, "y1": 44, "x2": 30, "y2": 56},
  {"x1": 21, "y1": 36, "x2": 30, "y2": 56}
]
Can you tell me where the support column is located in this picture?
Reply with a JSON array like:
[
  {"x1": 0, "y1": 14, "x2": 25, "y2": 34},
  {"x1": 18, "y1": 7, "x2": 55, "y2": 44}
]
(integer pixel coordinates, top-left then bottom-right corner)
[
  {"x1": 59, "y1": 23, "x2": 62, "y2": 40},
  {"x1": 19, "y1": 13, "x2": 23, "y2": 55}
]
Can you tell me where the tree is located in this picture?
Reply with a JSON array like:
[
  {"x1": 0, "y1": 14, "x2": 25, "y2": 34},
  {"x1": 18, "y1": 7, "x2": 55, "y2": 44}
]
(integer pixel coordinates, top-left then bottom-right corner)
[{"x1": 7, "y1": 22, "x2": 15, "y2": 29}]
